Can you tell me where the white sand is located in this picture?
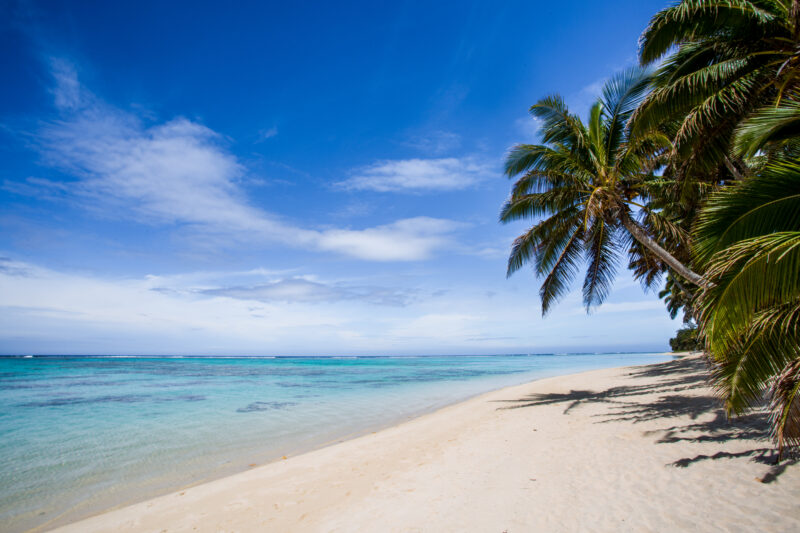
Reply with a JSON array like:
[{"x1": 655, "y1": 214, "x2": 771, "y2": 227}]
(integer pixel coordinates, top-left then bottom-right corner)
[{"x1": 51, "y1": 355, "x2": 800, "y2": 532}]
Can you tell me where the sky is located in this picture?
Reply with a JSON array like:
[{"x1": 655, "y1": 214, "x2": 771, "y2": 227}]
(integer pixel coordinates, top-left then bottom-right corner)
[{"x1": 0, "y1": 0, "x2": 679, "y2": 356}]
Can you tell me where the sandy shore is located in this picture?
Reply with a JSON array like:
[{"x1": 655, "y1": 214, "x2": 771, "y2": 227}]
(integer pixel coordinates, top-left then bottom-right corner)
[{"x1": 51, "y1": 355, "x2": 800, "y2": 532}]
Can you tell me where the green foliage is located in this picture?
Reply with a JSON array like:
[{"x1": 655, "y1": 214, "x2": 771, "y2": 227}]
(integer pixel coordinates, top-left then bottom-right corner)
[
  {"x1": 637, "y1": 0, "x2": 800, "y2": 176},
  {"x1": 502, "y1": 0, "x2": 800, "y2": 457},
  {"x1": 770, "y1": 358, "x2": 800, "y2": 459},
  {"x1": 734, "y1": 98, "x2": 800, "y2": 157},
  {"x1": 659, "y1": 273, "x2": 698, "y2": 322},
  {"x1": 632, "y1": 0, "x2": 800, "y2": 456},
  {"x1": 694, "y1": 158, "x2": 800, "y2": 454},
  {"x1": 502, "y1": 68, "x2": 703, "y2": 315},
  {"x1": 669, "y1": 325, "x2": 701, "y2": 352}
]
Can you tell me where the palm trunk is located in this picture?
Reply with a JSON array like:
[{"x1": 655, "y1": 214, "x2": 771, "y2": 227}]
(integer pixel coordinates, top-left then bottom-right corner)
[
  {"x1": 621, "y1": 216, "x2": 710, "y2": 288},
  {"x1": 724, "y1": 156, "x2": 745, "y2": 181}
]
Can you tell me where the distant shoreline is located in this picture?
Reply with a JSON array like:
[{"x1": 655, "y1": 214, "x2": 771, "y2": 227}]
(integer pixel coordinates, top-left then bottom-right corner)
[{"x1": 0, "y1": 351, "x2": 674, "y2": 358}]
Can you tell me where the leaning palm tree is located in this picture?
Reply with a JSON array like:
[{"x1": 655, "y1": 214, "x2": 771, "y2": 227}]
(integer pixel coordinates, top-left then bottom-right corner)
[
  {"x1": 636, "y1": 0, "x2": 800, "y2": 176},
  {"x1": 694, "y1": 157, "x2": 800, "y2": 458},
  {"x1": 502, "y1": 68, "x2": 707, "y2": 315}
]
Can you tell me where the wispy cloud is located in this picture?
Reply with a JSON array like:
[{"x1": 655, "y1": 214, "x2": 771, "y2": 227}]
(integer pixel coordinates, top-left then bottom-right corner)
[
  {"x1": 30, "y1": 59, "x2": 460, "y2": 262},
  {"x1": 402, "y1": 130, "x2": 461, "y2": 154},
  {"x1": 317, "y1": 217, "x2": 461, "y2": 261},
  {"x1": 256, "y1": 126, "x2": 278, "y2": 141},
  {"x1": 339, "y1": 157, "x2": 492, "y2": 192},
  {"x1": 202, "y1": 277, "x2": 417, "y2": 306},
  {"x1": 142, "y1": 266, "x2": 419, "y2": 307},
  {"x1": 49, "y1": 58, "x2": 87, "y2": 110}
]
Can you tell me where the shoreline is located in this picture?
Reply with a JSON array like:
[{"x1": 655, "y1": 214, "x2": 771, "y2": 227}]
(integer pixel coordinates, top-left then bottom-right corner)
[
  {"x1": 45, "y1": 363, "x2": 629, "y2": 532},
  {"x1": 50, "y1": 353, "x2": 799, "y2": 532},
  {"x1": 20, "y1": 353, "x2": 667, "y2": 532}
]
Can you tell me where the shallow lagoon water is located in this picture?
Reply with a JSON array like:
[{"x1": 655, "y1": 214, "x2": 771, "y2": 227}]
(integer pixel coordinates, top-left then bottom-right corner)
[{"x1": 0, "y1": 353, "x2": 668, "y2": 531}]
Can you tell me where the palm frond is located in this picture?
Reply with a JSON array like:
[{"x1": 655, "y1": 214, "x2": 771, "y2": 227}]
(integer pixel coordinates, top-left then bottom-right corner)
[
  {"x1": 709, "y1": 308, "x2": 799, "y2": 413},
  {"x1": 694, "y1": 158, "x2": 800, "y2": 263},
  {"x1": 500, "y1": 189, "x2": 584, "y2": 224},
  {"x1": 734, "y1": 98, "x2": 800, "y2": 156},
  {"x1": 770, "y1": 357, "x2": 800, "y2": 459},
  {"x1": 538, "y1": 224, "x2": 586, "y2": 315},
  {"x1": 701, "y1": 232, "x2": 800, "y2": 356},
  {"x1": 529, "y1": 95, "x2": 590, "y2": 153},
  {"x1": 640, "y1": 0, "x2": 782, "y2": 64},
  {"x1": 602, "y1": 67, "x2": 652, "y2": 163},
  {"x1": 582, "y1": 219, "x2": 620, "y2": 310}
]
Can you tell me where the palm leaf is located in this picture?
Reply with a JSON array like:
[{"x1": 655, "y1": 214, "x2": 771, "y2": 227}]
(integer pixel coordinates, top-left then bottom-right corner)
[
  {"x1": 734, "y1": 98, "x2": 800, "y2": 156},
  {"x1": 640, "y1": 0, "x2": 782, "y2": 64},
  {"x1": 770, "y1": 357, "x2": 800, "y2": 459},
  {"x1": 702, "y1": 232, "x2": 800, "y2": 355},
  {"x1": 694, "y1": 158, "x2": 800, "y2": 263},
  {"x1": 582, "y1": 218, "x2": 621, "y2": 310}
]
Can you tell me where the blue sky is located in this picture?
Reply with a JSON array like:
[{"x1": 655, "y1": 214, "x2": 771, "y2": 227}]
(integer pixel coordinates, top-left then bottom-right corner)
[{"x1": 0, "y1": 0, "x2": 678, "y2": 355}]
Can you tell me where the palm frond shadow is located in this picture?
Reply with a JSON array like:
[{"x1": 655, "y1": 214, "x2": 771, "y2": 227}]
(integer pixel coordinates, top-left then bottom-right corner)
[
  {"x1": 494, "y1": 357, "x2": 796, "y2": 481},
  {"x1": 495, "y1": 357, "x2": 708, "y2": 415}
]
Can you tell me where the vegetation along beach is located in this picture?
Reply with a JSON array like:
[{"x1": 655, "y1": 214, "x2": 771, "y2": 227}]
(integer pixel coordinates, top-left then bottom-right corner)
[{"x1": 2, "y1": 0, "x2": 800, "y2": 531}]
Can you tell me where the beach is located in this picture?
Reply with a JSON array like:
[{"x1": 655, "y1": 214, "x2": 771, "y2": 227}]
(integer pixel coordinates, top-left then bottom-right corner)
[
  {"x1": 8, "y1": 2, "x2": 800, "y2": 532},
  {"x1": 50, "y1": 354, "x2": 800, "y2": 532}
]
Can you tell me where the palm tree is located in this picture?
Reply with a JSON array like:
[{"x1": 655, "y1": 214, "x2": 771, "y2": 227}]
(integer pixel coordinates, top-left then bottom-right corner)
[
  {"x1": 501, "y1": 68, "x2": 706, "y2": 315},
  {"x1": 636, "y1": 0, "x2": 800, "y2": 177},
  {"x1": 694, "y1": 157, "x2": 800, "y2": 458}
]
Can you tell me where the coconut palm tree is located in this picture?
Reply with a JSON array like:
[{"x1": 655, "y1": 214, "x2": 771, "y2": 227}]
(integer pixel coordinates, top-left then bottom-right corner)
[
  {"x1": 501, "y1": 68, "x2": 707, "y2": 315},
  {"x1": 694, "y1": 157, "x2": 800, "y2": 458},
  {"x1": 636, "y1": 0, "x2": 800, "y2": 176}
]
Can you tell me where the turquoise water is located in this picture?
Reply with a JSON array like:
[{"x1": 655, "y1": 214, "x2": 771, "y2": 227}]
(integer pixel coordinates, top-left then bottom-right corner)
[{"x1": 0, "y1": 353, "x2": 668, "y2": 531}]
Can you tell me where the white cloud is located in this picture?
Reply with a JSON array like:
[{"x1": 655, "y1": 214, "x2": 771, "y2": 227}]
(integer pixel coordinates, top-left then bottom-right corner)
[
  {"x1": 317, "y1": 217, "x2": 461, "y2": 261},
  {"x1": 32, "y1": 59, "x2": 460, "y2": 262},
  {"x1": 0, "y1": 259, "x2": 479, "y2": 353},
  {"x1": 0, "y1": 258, "x2": 351, "y2": 353},
  {"x1": 339, "y1": 157, "x2": 492, "y2": 192},
  {"x1": 257, "y1": 126, "x2": 278, "y2": 141}
]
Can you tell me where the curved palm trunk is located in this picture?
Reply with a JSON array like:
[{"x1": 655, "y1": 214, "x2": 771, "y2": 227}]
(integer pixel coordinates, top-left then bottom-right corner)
[{"x1": 621, "y1": 215, "x2": 710, "y2": 288}]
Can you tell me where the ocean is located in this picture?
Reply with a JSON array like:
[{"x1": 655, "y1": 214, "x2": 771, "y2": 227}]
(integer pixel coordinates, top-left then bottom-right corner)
[{"x1": 0, "y1": 352, "x2": 668, "y2": 531}]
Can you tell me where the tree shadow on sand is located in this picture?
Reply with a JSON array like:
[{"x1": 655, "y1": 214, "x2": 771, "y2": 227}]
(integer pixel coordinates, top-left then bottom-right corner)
[
  {"x1": 494, "y1": 357, "x2": 708, "y2": 415},
  {"x1": 494, "y1": 356, "x2": 796, "y2": 481}
]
